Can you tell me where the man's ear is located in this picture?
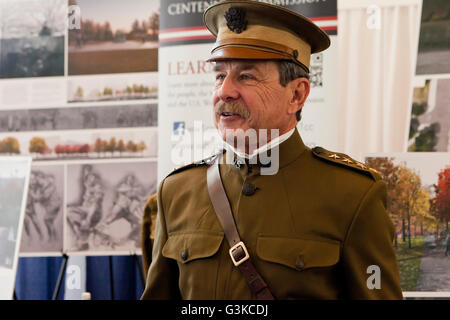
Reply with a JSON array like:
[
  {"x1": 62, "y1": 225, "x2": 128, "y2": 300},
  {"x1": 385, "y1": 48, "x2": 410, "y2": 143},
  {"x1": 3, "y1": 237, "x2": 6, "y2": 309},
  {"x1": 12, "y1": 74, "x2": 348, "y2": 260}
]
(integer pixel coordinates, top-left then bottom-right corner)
[{"x1": 287, "y1": 78, "x2": 310, "y2": 115}]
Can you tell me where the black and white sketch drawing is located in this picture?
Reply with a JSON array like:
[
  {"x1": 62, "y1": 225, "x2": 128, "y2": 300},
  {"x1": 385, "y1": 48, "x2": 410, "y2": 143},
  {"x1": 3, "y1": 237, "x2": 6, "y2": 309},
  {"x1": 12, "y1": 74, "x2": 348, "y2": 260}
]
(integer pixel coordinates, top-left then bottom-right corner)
[
  {"x1": 20, "y1": 165, "x2": 64, "y2": 254},
  {"x1": 0, "y1": 103, "x2": 158, "y2": 132},
  {"x1": 66, "y1": 161, "x2": 157, "y2": 253}
]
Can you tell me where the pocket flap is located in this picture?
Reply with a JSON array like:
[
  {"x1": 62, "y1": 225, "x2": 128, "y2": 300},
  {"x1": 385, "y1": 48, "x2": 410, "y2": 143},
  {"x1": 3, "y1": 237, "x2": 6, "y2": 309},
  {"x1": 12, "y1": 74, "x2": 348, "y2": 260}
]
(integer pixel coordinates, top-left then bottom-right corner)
[
  {"x1": 162, "y1": 232, "x2": 224, "y2": 264},
  {"x1": 256, "y1": 236, "x2": 340, "y2": 270}
]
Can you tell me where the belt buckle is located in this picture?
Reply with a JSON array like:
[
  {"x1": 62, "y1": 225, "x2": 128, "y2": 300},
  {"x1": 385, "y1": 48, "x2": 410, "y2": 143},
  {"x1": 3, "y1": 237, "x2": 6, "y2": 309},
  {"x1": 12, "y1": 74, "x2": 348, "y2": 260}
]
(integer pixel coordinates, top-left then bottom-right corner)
[{"x1": 229, "y1": 241, "x2": 250, "y2": 267}]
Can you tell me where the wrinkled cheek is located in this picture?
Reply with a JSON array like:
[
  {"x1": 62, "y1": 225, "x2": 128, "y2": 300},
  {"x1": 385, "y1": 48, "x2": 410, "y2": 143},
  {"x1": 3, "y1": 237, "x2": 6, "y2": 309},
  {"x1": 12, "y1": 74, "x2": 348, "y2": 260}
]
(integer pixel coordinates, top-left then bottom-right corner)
[{"x1": 212, "y1": 91, "x2": 220, "y2": 106}]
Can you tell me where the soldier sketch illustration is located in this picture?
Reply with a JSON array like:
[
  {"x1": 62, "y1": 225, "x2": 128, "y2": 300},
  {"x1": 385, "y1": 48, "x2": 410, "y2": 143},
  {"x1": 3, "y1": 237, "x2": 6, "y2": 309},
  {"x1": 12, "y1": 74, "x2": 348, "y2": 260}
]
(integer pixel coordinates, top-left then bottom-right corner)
[
  {"x1": 102, "y1": 174, "x2": 146, "y2": 247},
  {"x1": 21, "y1": 167, "x2": 64, "y2": 253},
  {"x1": 67, "y1": 165, "x2": 107, "y2": 251},
  {"x1": 66, "y1": 162, "x2": 156, "y2": 253}
]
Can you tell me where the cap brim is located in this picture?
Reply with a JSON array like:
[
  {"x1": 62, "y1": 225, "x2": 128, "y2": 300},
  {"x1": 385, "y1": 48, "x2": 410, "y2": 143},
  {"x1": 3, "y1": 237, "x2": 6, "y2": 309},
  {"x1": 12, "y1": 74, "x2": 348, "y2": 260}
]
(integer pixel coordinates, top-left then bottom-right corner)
[
  {"x1": 207, "y1": 46, "x2": 290, "y2": 61},
  {"x1": 204, "y1": 0, "x2": 330, "y2": 53},
  {"x1": 206, "y1": 46, "x2": 309, "y2": 72}
]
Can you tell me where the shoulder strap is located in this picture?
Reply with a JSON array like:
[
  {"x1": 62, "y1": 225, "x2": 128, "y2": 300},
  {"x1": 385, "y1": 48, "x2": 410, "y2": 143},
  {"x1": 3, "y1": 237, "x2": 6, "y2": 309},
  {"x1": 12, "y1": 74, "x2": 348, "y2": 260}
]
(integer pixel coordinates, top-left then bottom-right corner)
[
  {"x1": 206, "y1": 155, "x2": 275, "y2": 300},
  {"x1": 167, "y1": 153, "x2": 221, "y2": 178},
  {"x1": 312, "y1": 147, "x2": 382, "y2": 181}
]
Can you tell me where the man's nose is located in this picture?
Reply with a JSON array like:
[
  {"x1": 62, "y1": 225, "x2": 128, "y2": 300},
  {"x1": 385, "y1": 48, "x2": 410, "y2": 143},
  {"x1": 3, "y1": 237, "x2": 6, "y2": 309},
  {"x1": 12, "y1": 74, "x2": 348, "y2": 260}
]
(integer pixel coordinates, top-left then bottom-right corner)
[{"x1": 218, "y1": 76, "x2": 239, "y2": 102}]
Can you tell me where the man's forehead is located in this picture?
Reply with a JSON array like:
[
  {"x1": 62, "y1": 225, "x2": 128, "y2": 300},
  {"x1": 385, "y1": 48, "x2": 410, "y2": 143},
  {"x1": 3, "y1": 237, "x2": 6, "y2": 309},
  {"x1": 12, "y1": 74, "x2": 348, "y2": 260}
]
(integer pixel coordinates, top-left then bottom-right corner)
[{"x1": 213, "y1": 60, "x2": 275, "y2": 72}]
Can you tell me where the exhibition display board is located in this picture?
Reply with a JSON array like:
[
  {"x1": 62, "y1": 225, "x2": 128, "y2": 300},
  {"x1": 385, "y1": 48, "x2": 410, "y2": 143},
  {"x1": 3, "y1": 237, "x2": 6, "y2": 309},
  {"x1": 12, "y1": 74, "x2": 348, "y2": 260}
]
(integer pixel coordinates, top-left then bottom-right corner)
[
  {"x1": 0, "y1": 0, "x2": 160, "y2": 256},
  {"x1": 367, "y1": 0, "x2": 450, "y2": 295}
]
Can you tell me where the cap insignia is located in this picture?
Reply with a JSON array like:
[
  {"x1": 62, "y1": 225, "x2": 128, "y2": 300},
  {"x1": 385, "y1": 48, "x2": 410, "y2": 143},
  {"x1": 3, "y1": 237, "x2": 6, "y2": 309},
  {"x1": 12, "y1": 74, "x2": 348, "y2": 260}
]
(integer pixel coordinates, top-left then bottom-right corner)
[{"x1": 224, "y1": 7, "x2": 247, "y2": 34}]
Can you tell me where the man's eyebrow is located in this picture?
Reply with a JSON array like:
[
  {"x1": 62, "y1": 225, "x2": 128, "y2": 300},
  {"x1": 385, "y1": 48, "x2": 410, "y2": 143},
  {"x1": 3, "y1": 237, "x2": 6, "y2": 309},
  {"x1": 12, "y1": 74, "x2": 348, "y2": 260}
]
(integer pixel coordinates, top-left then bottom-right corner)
[
  {"x1": 213, "y1": 62, "x2": 259, "y2": 72},
  {"x1": 237, "y1": 63, "x2": 259, "y2": 72},
  {"x1": 213, "y1": 64, "x2": 224, "y2": 72}
]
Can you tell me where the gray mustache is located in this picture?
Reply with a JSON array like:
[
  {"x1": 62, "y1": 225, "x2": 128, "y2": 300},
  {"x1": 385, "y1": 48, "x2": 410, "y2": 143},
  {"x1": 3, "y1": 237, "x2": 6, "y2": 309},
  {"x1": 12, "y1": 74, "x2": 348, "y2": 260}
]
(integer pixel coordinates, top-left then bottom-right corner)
[{"x1": 214, "y1": 101, "x2": 250, "y2": 119}]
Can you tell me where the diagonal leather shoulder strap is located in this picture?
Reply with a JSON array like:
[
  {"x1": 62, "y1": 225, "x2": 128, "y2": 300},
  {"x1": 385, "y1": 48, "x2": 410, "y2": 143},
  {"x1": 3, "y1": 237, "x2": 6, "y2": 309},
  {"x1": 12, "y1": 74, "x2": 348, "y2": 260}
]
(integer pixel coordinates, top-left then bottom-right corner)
[{"x1": 206, "y1": 155, "x2": 275, "y2": 300}]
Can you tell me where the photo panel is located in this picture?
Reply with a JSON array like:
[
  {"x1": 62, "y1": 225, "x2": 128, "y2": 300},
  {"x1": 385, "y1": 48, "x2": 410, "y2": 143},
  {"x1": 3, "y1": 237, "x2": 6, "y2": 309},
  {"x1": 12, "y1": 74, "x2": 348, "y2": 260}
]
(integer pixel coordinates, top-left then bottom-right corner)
[
  {"x1": 68, "y1": 0, "x2": 160, "y2": 75},
  {"x1": 0, "y1": 0, "x2": 66, "y2": 78},
  {"x1": 0, "y1": 127, "x2": 157, "y2": 161},
  {"x1": 415, "y1": 0, "x2": 450, "y2": 76},
  {"x1": 0, "y1": 103, "x2": 158, "y2": 132},
  {"x1": 363, "y1": 152, "x2": 450, "y2": 292},
  {"x1": 68, "y1": 72, "x2": 158, "y2": 103},
  {"x1": 408, "y1": 78, "x2": 450, "y2": 152}
]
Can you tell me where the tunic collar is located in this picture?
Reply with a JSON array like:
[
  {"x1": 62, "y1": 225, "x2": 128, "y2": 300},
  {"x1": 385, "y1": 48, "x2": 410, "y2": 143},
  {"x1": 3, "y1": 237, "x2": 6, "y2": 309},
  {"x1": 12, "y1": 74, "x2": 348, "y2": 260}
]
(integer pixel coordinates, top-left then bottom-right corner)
[
  {"x1": 225, "y1": 127, "x2": 295, "y2": 159},
  {"x1": 223, "y1": 128, "x2": 307, "y2": 176}
]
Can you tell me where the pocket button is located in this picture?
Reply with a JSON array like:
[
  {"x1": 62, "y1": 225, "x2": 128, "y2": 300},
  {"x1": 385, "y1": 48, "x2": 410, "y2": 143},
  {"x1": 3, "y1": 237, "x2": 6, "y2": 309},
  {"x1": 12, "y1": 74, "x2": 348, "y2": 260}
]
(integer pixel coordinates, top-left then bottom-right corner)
[
  {"x1": 295, "y1": 256, "x2": 305, "y2": 270},
  {"x1": 242, "y1": 183, "x2": 256, "y2": 196},
  {"x1": 181, "y1": 250, "x2": 188, "y2": 261}
]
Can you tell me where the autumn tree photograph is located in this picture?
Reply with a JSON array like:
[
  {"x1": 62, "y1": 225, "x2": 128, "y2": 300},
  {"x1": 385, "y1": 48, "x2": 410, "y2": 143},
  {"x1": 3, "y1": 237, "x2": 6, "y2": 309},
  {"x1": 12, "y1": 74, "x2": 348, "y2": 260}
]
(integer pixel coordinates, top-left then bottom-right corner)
[
  {"x1": 68, "y1": 73, "x2": 158, "y2": 103},
  {"x1": 0, "y1": 137, "x2": 20, "y2": 154},
  {"x1": 29, "y1": 137, "x2": 51, "y2": 156},
  {"x1": 365, "y1": 153, "x2": 449, "y2": 292}
]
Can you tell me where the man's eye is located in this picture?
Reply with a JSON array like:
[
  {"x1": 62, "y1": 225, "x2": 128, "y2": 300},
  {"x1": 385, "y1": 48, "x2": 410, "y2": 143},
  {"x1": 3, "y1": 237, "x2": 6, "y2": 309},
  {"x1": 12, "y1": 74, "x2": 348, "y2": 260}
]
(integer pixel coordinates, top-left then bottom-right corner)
[
  {"x1": 240, "y1": 74, "x2": 254, "y2": 80},
  {"x1": 215, "y1": 74, "x2": 225, "y2": 81}
]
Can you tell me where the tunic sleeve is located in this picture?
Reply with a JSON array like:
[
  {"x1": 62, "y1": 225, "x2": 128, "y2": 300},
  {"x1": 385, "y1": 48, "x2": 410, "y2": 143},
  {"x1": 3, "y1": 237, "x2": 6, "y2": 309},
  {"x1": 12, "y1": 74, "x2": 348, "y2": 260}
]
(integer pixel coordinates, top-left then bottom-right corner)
[
  {"x1": 141, "y1": 193, "x2": 157, "y2": 275},
  {"x1": 141, "y1": 179, "x2": 181, "y2": 300},
  {"x1": 341, "y1": 180, "x2": 403, "y2": 299}
]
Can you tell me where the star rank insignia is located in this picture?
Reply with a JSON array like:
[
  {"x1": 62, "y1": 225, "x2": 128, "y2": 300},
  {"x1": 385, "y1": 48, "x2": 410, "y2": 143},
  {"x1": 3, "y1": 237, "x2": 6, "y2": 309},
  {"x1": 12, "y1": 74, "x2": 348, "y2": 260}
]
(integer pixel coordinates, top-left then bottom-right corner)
[
  {"x1": 311, "y1": 147, "x2": 381, "y2": 182},
  {"x1": 355, "y1": 162, "x2": 367, "y2": 169},
  {"x1": 328, "y1": 154, "x2": 340, "y2": 160},
  {"x1": 342, "y1": 158, "x2": 353, "y2": 164}
]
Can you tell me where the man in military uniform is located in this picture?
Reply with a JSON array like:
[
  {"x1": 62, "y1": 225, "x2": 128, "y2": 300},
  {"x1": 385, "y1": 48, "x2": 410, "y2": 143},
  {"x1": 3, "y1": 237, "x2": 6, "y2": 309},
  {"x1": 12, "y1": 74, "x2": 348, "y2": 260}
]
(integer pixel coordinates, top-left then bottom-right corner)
[{"x1": 141, "y1": 0, "x2": 402, "y2": 299}]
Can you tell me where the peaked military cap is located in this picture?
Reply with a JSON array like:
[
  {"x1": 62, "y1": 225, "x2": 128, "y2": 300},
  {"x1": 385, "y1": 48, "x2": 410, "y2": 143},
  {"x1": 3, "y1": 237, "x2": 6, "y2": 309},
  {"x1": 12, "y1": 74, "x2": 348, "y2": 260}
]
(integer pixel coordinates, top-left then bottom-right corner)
[{"x1": 203, "y1": 0, "x2": 330, "y2": 72}]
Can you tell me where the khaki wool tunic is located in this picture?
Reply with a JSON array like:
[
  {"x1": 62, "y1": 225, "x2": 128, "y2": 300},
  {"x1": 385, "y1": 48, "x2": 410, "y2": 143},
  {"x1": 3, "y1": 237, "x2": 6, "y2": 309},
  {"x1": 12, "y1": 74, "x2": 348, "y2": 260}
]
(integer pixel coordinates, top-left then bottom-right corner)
[{"x1": 141, "y1": 129, "x2": 403, "y2": 299}]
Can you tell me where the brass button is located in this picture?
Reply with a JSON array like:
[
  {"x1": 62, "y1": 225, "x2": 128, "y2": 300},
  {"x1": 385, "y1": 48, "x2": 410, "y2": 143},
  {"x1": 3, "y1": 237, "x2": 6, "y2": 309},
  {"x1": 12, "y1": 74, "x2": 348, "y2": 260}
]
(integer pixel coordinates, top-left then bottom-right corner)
[
  {"x1": 181, "y1": 251, "x2": 188, "y2": 261},
  {"x1": 295, "y1": 257, "x2": 305, "y2": 270},
  {"x1": 242, "y1": 183, "x2": 256, "y2": 196}
]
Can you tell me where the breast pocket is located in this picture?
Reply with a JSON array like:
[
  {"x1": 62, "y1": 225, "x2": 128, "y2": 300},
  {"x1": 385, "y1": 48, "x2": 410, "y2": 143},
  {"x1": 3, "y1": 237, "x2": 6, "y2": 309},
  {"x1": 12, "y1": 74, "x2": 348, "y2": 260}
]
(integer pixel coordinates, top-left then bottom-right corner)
[
  {"x1": 162, "y1": 231, "x2": 224, "y2": 299},
  {"x1": 256, "y1": 235, "x2": 341, "y2": 299}
]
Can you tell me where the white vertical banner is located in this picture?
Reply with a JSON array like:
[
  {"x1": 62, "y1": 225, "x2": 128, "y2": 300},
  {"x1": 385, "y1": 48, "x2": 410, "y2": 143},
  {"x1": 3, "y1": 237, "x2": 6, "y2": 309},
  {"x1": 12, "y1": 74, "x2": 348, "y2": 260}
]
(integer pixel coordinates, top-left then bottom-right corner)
[{"x1": 298, "y1": 36, "x2": 338, "y2": 150}]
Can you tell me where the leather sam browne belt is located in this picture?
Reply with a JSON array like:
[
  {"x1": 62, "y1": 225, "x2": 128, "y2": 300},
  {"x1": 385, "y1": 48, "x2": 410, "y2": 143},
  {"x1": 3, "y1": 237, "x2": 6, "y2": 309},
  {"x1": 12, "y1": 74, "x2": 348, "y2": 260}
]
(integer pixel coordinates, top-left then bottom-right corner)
[{"x1": 206, "y1": 155, "x2": 275, "y2": 300}]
